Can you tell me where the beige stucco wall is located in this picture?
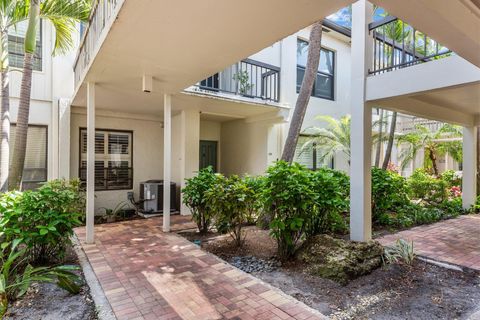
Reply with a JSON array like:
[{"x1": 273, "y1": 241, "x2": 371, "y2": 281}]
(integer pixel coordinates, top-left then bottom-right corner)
[{"x1": 70, "y1": 110, "x2": 164, "y2": 213}]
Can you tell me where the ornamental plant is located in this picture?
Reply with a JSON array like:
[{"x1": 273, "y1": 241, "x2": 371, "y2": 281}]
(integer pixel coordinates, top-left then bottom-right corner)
[
  {"x1": 307, "y1": 168, "x2": 349, "y2": 236},
  {"x1": 182, "y1": 167, "x2": 218, "y2": 234},
  {"x1": 0, "y1": 239, "x2": 81, "y2": 318},
  {"x1": 407, "y1": 168, "x2": 448, "y2": 204},
  {"x1": 207, "y1": 175, "x2": 259, "y2": 246},
  {"x1": 261, "y1": 161, "x2": 317, "y2": 259},
  {"x1": 0, "y1": 179, "x2": 84, "y2": 264},
  {"x1": 371, "y1": 167, "x2": 410, "y2": 221}
]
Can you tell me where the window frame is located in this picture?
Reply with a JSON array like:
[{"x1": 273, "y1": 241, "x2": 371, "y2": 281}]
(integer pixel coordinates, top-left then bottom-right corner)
[
  {"x1": 10, "y1": 124, "x2": 48, "y2": 189},
  {"x1": 8, "y1": 20, "x2": 43, "y2": 72},
  {"x1": 79, "y1": 128, "x2": 134, "y2": 191},
  {"x1": 296, "y1": 38, "x2": 335, "y2": 101}
]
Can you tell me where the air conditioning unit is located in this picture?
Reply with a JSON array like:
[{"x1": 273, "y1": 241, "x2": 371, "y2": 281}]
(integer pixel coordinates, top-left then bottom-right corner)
[{"x1": 139, "y1": 180, "x2": 177, "y2": 214}]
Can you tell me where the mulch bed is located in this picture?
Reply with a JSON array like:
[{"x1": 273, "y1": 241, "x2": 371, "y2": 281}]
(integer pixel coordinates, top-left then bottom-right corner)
[
  {"x1": 4, "y1": 246, "x2": 97, "y2": 320},
  {"x1": 180, "y1": 226, "x2": 480, "y2": 320}
]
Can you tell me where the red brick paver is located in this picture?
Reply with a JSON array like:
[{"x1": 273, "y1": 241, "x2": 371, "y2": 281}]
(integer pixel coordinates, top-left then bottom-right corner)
[
  {"x1": 378, "y1": 214, "x2": 480, "y2": 270},
  {"x1": 75, "y1": 217, "x2": 325, "y2": 320}
]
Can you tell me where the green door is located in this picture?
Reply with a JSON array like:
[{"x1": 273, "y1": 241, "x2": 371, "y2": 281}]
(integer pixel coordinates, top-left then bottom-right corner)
[{"x1": 199, "y1": 140, "x2": 218, "y2": 172}]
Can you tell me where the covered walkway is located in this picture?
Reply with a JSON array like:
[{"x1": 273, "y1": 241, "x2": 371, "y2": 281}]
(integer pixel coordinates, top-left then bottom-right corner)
[
  {"x1": 74, "y1": 217, "x2": 325, "y2": 320},
  {"x1": 378, "y1": 214, "x2": 480, "y2": 271}
]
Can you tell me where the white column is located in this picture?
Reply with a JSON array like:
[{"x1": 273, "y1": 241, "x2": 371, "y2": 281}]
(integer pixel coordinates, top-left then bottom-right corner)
[
  {"x1": 58, "y1": 98, "x2": 71, "y2": 179},
  {"x1": 180, "y1": 109, "x2": 200, "y2": 215},
  {"x1": 86, "y1": 82, "x2": 95, "y2": 244},
  {"x1": 51, "y1": 100, "x2": 59, "y2": 179},
  {"x1": 163, "y1": 94, "x2": 172, "y2": 232},
  {"x1": 462, "y1": 126, "x2": 477, "y2": 209},
  {"x1": 350, "y1": 0, "x2": 374, "y2": 242}
]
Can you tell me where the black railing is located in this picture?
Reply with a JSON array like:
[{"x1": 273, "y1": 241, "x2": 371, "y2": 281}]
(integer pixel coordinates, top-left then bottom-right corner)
[
  {"x1": 79, "y1": 167, "x2": 133, "y2": 191},
  {"x1": 195, "y1": 59, "x2": 280, "y2": 102},
  {"x1": 369, "y1": 16, "x2": 452, "y2": 75}
]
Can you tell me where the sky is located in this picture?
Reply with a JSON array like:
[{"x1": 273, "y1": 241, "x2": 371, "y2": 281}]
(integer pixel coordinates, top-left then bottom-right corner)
[{"x1": 326, "y1": 6, "x2": 387, "y2": 28}]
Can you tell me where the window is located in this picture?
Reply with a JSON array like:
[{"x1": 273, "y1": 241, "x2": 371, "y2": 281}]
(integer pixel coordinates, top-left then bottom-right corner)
[
  {"x1": 296, "y1": 39, "x2": 334, "y2": 100},
  {"x1": 79, "y1": 129, "x2": 133, "y2": 191},
  {"x1": 9, "y1": 125, "x2": 48, "y2": 189},
  {"x1": 294, "y1": 135, "x2": 334, "y2": 170},
  {"x1": 8, "y1": 20, "x2": 42, "y2": 71}
]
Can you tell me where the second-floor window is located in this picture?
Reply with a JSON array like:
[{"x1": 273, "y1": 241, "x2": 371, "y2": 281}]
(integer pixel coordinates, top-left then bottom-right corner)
[
  {"x1": 296, "y1": 38, "x2": 334, "y2": 100},
  {"x1": 79, "y1": 129, "x2": 133, "y2": 191},
  {"x1": 8, "y1": 21, "x2": 42, "y2": 71}
]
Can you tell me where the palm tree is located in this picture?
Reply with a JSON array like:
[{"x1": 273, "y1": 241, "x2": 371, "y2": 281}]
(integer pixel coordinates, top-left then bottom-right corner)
[
  {"x1": 396, "y1": 123, "x2": 462, "y2": 176},
  {"x1": 0, "y1": 1, "x2": 30, "y2": 192},
  {"x1": 281, "y1": 21, "x2": 323, "y2": 162},
  {"x1": 9, "y1": 0, "x2": 90, "y2": 190},
  {"x1": 382, "y1": 111, "x2": 398, "y2": 170},
  {"x1": 301, "y1": 115, "x2": 386, "y2": 165}
]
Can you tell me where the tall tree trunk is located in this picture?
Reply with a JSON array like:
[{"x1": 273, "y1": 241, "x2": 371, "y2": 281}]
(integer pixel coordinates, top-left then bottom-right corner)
[
  {"x1": 9, "y1": 0, "x2": 39, "y2": 190},
  {"x1": 9, "y1": 53, "x2": 34, "y2": 190},
  {"x1": 382, "y1": 111, "x2": 397, "y2": 170},
  {"x1": 374, "y1": 108, "x2": 384, "y2": 167},
  {"x1": 281, "y1": 22, "x2": 323, "y2": 162},
  {"x1": 428, "y1": 149, "x2": 439, "y2": 176},
  {"x1": 0, "y1": 30, "x2": 10, "y2": 192}
]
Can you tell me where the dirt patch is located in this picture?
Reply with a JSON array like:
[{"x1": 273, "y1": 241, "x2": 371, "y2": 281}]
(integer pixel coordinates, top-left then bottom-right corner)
[
  {"x1": 180, "y1": 226, "x2": 480, "y2": 320},
  {"x1": 4, "y1": 246, "x2": 97, "y2": 320}
]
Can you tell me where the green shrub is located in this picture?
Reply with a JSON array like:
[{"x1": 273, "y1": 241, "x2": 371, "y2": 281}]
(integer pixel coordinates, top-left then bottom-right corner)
[
  {"x1": 0, "y1": 179, "x2": 84, "y2": 264},
  {"x1": 0, "y1": 239, "x2": 81, "y2": 317},
  {"x1": 207, "y1": 175, "x2": 259, "y2": 246},
  {"x1": 261, "y1": 161, "x2": 316, "y2": 259},
  {"x1": 407, "y1": 169, "x2": 448, "y2": 204},
  {"x1": 371, "y1": 167, "x2": 410, "y2": 221},
  {"x1": 307, "y1": 168, "x2": 349, "y2": 236},
  {"x1": 182, "y1": 167, "x2": 219, "y2": 234},
  {"x1": 440, "y1": 170, "x2": 461, "y2": 188}
]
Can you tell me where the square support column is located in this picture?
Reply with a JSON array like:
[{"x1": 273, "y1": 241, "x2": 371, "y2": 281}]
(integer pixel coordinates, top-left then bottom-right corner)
[
  {"x1": 462, "y1": 126, "x2": 478, "y2": 209},
  {"x1": 86, "y1": 82, "x2": 95, "y2": 244},
  {"x1": 350, "y1": 0, "x2": 374, "y2": 242},
  {"x1": 163, "y1": 94, "x2": 172, "y2": 232},
  {"x1": 180, "y1": 109, "x2": 200, "y2": 215}
]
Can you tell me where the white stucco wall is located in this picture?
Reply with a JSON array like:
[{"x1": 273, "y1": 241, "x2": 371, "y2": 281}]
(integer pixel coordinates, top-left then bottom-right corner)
[{"x1": 70, "y1": 110, "x2": 164, "y2": 213}]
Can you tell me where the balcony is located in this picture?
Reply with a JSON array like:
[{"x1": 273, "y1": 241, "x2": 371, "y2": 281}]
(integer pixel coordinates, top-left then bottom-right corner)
[
  {"x1": 369, "y1": 16, "x2": 452, "y2": 75},
  {"x1": 74, "y1": 0, "x2": 123, "y2": 88},
  {"x1": 187, "y1": 59, "x2": 280, "y2": 103}
]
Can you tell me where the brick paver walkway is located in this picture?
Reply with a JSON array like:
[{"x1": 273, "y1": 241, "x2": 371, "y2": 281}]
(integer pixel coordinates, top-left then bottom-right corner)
[
  {"x1": 75, "y1": 217, "x2": 325, "y2": 320},
  {"x1": 378, "y1": 214, "x2": 480, "y2": 270}
]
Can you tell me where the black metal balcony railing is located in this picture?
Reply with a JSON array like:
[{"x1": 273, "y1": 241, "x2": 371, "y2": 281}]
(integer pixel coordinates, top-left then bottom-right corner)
[
  {"x1": 195, "y1": 59, "x2": 280, "y2": 102},
  {"x1": 79, "y1": 167, "x2": 133, "y2": 191},
  {"x1": 369, "y1": 16, "x2": 452, "y2": 75}
]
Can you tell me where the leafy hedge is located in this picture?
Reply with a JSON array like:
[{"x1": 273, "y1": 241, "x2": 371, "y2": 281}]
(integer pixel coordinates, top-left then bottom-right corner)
[{"x1": 0, "y1": 179, "x2": 84, "y2": 264}]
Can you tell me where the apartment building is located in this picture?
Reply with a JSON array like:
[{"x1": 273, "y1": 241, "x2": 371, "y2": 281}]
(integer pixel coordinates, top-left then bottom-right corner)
[{"x1": 9, "y1": 0, "x2": 479, "y2": 242}]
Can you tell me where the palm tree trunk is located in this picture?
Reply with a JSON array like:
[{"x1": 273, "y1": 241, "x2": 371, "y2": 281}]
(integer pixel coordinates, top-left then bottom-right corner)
[
  {"x1": 9, "y1": 53, "x2": 34, "y2": 190},
  {"x1": 428, "y1": 149, "x2": 439, "y2": 176},
  {"x1": 382, "y1": 111, "x2": 397, "y2": 170},
  {"x1": 0, "y1": 30, "x2": 10, "y2": 192},
  {"x1": 281, "y1": 22, "x2": 323, "y2": 162},
  {"x1": 374, "y1": 108, "x2": 384, "y2": 167},
  {"x1": 9, "y1": 0, "x2": 39, "y2": 190}
]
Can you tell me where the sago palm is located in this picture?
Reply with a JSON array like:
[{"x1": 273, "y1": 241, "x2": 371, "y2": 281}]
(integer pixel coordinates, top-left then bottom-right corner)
[
  {"x1": 396, "y1": 123, "x2": 462, "y2": 176},
  {"x1": 9, "y1": 0, "x2": 90, "y2": 190}
]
